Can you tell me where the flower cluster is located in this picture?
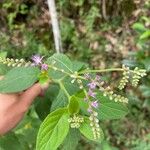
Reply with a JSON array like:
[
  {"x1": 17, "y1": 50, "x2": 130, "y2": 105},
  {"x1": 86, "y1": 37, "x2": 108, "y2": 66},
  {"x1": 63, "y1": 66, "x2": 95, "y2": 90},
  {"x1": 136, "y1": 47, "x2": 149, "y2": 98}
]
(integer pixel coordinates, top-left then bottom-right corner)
[
  {"x1": 31, "y1": 55, "x2": 48, "y2": 71},
  {"x1": 83, "y1": 73, "x2": 129, "y2": 138},
  {"x1": 89, "y1": 111, "x2": 100, "y2": 139},
  {"x1": 118, "y1": 65, "x2": 130, "y2": 90},
  {"x1": 0, "y1": 57, "x2": 31, "y2": 67},
  {"x1": 84, "y1": 74, "x2": 101, "y2": 139},
  {"x1": 68, "y1": 115, "x2": 84, "y2": 128},
  {"x1": 85, "y1": 74, "x2": 128, "y2": 103},
  {"x1": 0, "y1": 55, "x2": 49, "y2": 71},
  {"x1": 99, "y1": 86, "x2": 128, "y2": 103},
  {"x1": 131, "y1": 67, "x2": 147, "y2": 87},
  {"x1": 119, "y1": 65, "x2": 147, "y2": 89}
]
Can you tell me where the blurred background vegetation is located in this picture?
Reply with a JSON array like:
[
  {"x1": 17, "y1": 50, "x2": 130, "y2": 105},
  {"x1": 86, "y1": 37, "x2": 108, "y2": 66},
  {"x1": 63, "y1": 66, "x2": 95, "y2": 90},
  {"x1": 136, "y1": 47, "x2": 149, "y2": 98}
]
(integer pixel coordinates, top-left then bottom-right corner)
[{"x1": 0, "y1": 0, "x2": 150, "y2": 149}]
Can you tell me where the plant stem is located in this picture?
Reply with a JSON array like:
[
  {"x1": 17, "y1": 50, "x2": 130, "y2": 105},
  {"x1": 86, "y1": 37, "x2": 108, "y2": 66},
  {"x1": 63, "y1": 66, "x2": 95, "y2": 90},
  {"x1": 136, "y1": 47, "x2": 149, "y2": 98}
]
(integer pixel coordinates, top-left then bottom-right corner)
[
  {"x1": 83, "y1": 88, "x2": 88, "y2": 98},
  {"x1": 48, "y1": 64, "x2": 86, "y2": 80},
  {"x1": 48, "y1": 64, "x2": 71, "y2": 76},
  {"x1": 78, "y1": 68, "x2": 124, "y2": 74}
]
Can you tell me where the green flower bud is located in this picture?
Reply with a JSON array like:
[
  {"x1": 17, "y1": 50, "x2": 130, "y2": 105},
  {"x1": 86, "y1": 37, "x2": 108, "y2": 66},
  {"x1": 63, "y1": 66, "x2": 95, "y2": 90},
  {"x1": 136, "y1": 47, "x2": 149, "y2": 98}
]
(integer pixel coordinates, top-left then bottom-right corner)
[
  {"x1": 68, "y1": 115, "x2": 84, "y2": 128},
  {"x1": 118, "y1": 65, "x2": 130, "y2": 90},
  {"x1": 131, "y1": 67, "x2": 147, "y2": 87},
  {"x1": 0, "y1": 57, "x2": 31, "y2": 68}
]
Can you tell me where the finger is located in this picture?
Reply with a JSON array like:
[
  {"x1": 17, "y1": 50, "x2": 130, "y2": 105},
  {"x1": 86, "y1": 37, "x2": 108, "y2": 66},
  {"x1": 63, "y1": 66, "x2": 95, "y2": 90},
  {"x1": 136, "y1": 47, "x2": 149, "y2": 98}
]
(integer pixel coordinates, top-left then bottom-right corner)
[
  {"x1": 0, "y1": 109, "x2": 25, "y2": 135},
  {"x1": 19, "y1": 82, "x2": 49, "y2": 109},
  {"x1": 0, "y1": 82, "x2": 49, "y2": 135},
  {"x1": 0, "y1": 83, "x2": 43, "y2": 135},
  {"x1": 19, "y1": 83, "x2": 42, "y2": 108}
]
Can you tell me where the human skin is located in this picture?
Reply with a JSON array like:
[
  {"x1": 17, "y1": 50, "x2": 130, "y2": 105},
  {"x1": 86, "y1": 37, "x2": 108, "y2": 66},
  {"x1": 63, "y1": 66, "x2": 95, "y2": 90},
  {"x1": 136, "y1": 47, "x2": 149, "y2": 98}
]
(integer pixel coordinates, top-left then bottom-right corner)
[{"x1": 0, "y1": 82, "x2": 49, "y2": 135}]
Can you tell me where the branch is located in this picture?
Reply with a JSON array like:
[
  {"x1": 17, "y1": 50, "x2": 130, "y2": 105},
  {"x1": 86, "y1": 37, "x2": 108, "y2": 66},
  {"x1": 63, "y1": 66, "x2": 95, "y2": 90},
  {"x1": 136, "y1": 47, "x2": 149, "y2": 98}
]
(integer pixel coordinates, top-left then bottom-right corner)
[
  {"x1": 102, "y1": 0, "x2": 108, "y2": 20},
  {"x1": 78, "y1": 68, "x2": 124, "y2": 74},
  {"x1": 47, "y1": 0, "x2": 63, "y2": 53}
]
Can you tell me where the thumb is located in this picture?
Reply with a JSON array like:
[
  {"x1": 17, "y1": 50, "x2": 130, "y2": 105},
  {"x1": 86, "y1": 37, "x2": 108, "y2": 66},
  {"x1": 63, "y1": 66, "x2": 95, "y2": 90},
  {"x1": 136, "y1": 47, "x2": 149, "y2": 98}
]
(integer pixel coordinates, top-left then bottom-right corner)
[{"x1": 19, "y1": 82, "x2": 49, "y2": 109}]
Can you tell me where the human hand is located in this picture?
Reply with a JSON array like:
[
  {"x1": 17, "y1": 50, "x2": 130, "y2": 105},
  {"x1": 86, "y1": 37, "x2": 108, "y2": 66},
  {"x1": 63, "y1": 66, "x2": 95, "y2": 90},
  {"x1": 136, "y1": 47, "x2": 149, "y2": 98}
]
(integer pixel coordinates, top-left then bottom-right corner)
[{"x1": 0, "y1": 77, "x2": 49, "y2": 135}]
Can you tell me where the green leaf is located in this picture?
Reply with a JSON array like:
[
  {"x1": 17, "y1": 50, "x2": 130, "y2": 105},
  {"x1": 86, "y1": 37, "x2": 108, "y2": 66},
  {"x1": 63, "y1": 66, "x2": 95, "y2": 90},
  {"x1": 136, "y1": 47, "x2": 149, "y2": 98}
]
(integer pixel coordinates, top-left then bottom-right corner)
[
  {"x1": 79, "y1": 117, "x2": 104, "y2": 143},
  {"x1": 76, "y1": 91, "x2": 128, "y2": 120},
  {"x1": 62, "y1": 129, "x2": 80, "y2": 150},
  {"x1": 14, "y1": 116, "x2": 41, "y2": 149},
  {"x1": 47, "y1": 54, "x2": 73, "y2": 79},
  {"x1": 0, "y1": 64, "x2": 10, "y2": 75},
  {"x1": 72, "y1": 60, "x2": 88, "y2": 72},
  {"x1": 51, "y1": 90, "x2": 68, "y2": 112},
  {"x1": 143, "y1": 99, "x2": 150, "y2": 110},
  {"x1": 35, "y1": 85, "x2": 59, "y2": 120},
  {"x1": 99, "y1": 141, "x2": 119, "y2": 150},
  {"x1": 36, "y1": 108, "x2": 70, "y2": 150},
  {"x1": 68, "y1": 96, "x2": 80, "y2": 114},
  {"x1": 38, "y1": 71, "x2": 49, "y2": 84},
  {"x1": 132, "y1": 23, "x2": 147, "y2": 32},
  {"x1": 0, "y1": 52, "x2": 7, "y2": 58},
  {"x1": 97, "y1": 93, "x2": 129, "y2": 120},
  {"x1": 63, "y1": 77, "x2": 81, "y2": 95},
  {"x1": 122, "y1": 59, "x2": 140, "y2": 67},
  {"x1": 0, "y1": 132, "x2": 25, "y2": 150},
  {"x1": 142, "y1": 58, "x2": 150, "y2": 71},
  {"x1": 0, "y1": 67, "x2": 40, "y2": 93},
  {"x1": 140, "y1": 30, "x2": 150, "y2": 40},
  {"x1": 140, "y1": 85, "x2": 150, "y2": 97}
]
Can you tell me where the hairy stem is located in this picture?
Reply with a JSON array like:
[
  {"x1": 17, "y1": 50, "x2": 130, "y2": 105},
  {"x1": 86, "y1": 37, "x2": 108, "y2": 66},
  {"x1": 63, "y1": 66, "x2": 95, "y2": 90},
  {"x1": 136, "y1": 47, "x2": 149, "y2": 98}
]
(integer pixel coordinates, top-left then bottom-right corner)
[
  {"x1": 78, "y1": 68, "x2": 124, "y2": 74},
  {"x1": 48, "y1": 64, "x2": 86, "y2": 80}
]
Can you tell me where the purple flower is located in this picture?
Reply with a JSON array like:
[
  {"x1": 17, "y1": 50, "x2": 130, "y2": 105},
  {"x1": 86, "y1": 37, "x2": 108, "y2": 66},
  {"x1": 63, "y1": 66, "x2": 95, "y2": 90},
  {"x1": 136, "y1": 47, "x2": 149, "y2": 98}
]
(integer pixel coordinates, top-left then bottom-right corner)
[
  {"x1": 91, "y1": 100, "x2": 99, "y2": 108},
  {"x1": 41, "y1": 63, "x2": 48, "y2": 70},
  {"x1": 88, "y1": 81, "x2": 97, "y2": 89},
  {"x1": 31, "y1": 55, "x2": 43, "y2": 65},
  {"x1": 88, "y1": 89, "x2": 96, "y2": 98}
]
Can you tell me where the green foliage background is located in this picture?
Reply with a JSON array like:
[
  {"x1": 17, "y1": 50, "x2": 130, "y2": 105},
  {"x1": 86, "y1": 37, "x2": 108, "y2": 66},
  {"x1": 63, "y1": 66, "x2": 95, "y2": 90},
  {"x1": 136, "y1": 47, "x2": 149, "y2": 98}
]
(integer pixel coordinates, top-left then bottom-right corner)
[{"x1": 0, "y1": 0, "x2": 150, "y2": 149}]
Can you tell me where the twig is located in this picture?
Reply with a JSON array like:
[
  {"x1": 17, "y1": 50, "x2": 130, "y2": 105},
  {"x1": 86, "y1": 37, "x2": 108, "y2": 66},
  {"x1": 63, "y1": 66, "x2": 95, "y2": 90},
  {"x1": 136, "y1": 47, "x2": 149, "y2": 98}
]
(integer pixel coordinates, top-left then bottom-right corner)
[{"x1": 47, "y1": 0, "x2": 63, "y2": 53}]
